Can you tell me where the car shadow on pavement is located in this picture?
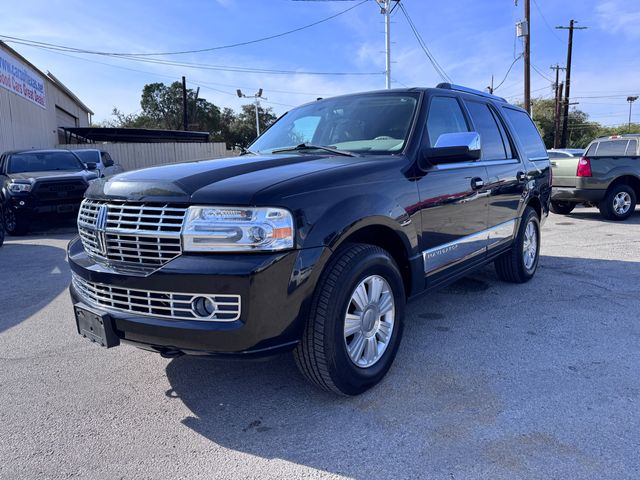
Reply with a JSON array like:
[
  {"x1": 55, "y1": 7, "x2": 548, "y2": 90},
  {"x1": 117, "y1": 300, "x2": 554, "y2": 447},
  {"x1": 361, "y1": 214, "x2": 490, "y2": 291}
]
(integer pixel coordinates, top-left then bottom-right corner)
[
  {"x1": 0, "y1": 242, "x2": 71, "y2": 333},
  {"x1": 163, "y1": 254, "x2": 640, "y2": 479},
  {"x1": 555, "y1": 208, "x2": 640, "y2": 225}
]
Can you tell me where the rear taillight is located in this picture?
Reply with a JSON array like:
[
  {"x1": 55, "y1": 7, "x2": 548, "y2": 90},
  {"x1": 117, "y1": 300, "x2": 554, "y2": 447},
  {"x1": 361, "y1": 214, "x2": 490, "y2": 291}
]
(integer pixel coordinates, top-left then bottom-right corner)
[{"x1": 577, "y1": 157, "x2": 592, "y2": 177}]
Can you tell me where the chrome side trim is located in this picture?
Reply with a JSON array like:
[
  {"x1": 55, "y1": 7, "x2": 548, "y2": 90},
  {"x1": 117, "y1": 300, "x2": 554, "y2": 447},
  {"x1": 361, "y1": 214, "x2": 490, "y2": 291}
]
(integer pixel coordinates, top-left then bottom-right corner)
[
  {"x1": 423, "y1": 219, "x2": 517, "y2": 274},
  {"x1": 487, "y1": 219, "x2": 517, "y2": 249}
]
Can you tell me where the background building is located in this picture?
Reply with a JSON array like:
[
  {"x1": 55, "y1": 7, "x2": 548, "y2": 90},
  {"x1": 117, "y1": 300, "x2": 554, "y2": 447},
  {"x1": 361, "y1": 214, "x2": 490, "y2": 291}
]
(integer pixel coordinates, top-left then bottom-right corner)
[{"x1": 0, "y1": 41, "x2": 93, "y2": 153}]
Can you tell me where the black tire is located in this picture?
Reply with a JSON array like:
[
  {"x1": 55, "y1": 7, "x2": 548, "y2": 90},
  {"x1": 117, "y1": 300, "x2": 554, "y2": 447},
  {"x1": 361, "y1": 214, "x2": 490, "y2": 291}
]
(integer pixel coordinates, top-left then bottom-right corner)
[
  {"x1": 0, "y1": 209, "x2": 4, "y2": 247},
  {"x1": 495, "y1": 207, "x2": 540, "y2": 284},
  {"x1": 598, "y1": 184, "x2": 636, "y2": 221},
  {"x1": 4, "y1": 208, "x2": 28, "y2": 236},
  {"x1": 549, "y1": 201, "x2": 575, "y2": 215},
  {"x1": 294, "y1": 243, "x2": 405, "y2": 396}
]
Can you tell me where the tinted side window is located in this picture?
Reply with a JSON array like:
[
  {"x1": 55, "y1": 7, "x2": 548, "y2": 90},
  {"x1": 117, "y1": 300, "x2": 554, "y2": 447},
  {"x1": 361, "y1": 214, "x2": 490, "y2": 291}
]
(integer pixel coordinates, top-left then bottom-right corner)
[
  {"x1": 596, "y1": 140, "x2": 628, "y2": 156},
  {"x1": 465, "y1": 101, "x2": 508, "y2": 160},
  {"x1": 101, "y1": 152, "x2": 114, "y2": 167},
  {"x1": 503, "y1": 108, "x2": 547, "y2": 159},
  {"x1": 626, "y1": 139, "x2": 638, "y2": 156},
  {"x1": 585, "y1": 143, "x2": 598, "y2": 156},
  {"x1": 426, "y1": 96, "x2": 469, "y2": 147}
]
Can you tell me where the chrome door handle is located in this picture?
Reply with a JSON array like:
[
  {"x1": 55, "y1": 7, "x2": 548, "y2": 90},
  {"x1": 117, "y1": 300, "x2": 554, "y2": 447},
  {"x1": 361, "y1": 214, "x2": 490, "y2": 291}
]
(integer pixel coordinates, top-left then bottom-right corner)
[{"x1": 471, "y1": 177, "x2": 484, "y2": 190}]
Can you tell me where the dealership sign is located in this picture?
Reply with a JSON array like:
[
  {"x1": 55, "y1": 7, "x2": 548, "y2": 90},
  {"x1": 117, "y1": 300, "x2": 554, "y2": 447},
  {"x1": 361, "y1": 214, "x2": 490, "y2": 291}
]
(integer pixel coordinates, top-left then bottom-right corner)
[{"x1": 0, "y1": 49, "x2": 46, "y2": 109}]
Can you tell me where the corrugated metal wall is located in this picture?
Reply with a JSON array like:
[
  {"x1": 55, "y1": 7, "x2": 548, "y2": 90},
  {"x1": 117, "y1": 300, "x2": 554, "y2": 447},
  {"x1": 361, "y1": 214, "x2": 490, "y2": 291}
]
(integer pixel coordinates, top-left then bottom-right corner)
[
  {"x1": 59, "y1": 142, "x2": 231, "y2": 171},
  {"x1": 0, "y1": 44, "x2": 91, "y2": 153}
]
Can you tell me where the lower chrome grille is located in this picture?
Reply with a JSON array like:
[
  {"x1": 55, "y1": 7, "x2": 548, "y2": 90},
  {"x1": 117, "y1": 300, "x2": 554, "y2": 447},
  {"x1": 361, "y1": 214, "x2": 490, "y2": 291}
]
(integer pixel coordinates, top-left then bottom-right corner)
[
  {"x1": 72, "y1": 274, "x2": 241, "y2": 322},
  {"x1": 77, "y1": 199, "x2": 187, "y2": 275}
]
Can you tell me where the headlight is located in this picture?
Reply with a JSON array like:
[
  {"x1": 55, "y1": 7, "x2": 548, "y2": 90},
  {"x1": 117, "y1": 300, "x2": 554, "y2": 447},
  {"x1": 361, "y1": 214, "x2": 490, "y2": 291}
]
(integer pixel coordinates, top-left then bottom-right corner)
[
  {"x1": 182, "y1": 206, "x2": 295, "y2": 252},
  {"x1": 8, "y1": 182, "x2": 32, "y2": 193}
]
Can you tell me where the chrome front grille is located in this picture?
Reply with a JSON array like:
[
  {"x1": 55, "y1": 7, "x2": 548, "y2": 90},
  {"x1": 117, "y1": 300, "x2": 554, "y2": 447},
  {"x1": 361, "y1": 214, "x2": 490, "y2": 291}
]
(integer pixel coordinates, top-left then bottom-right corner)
[
  {"x1": 78, "y1": 199, "x2": 187, "y2": 275},
  {"x1": 72, "y1": 274, "x2": 241, "y2": 322}
]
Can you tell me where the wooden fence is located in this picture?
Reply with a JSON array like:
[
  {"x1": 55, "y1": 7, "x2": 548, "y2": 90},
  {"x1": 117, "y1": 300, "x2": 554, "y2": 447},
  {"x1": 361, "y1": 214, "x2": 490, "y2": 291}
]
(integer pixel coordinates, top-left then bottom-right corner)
[{"x1": 58, "y1": 142, "x2": 232, "y2": 171}]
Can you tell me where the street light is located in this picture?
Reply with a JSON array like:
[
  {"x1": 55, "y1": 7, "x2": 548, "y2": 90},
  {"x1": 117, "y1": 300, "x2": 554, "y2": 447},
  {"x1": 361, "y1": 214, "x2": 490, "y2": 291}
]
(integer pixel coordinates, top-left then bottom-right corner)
[
  {"x1": 237, "y1": 88, "x2": 265, "y2": 137},
  {"x1": 627, "y1": 96, "x2": 638, "y2": 133}
]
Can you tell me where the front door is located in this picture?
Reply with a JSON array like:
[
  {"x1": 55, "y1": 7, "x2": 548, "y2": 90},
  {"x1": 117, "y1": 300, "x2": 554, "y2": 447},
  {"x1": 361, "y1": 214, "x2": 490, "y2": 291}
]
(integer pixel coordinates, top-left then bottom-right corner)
[{"x1": 416, "y1": 95, "x2": 490, "y2": 280}]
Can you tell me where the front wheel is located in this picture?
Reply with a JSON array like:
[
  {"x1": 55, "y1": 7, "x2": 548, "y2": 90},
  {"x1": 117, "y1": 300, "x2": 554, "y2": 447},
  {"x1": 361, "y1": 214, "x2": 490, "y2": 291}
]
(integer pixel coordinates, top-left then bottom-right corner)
[
  {"x1": 294, "y1": 243, "x2": 405, "y2": 396},
  {"x1": 550, "y1": 201, "x2": 575, "y2": 215},
  {"x1": 598, "y1": 184, "x2": 636, "y2": 221},
  {"x1": 4, "y1": 208, "x2": 29, "y2": 236},
  {"x1": 495, "y1": 207, "x2": 540, "y2": 283}
]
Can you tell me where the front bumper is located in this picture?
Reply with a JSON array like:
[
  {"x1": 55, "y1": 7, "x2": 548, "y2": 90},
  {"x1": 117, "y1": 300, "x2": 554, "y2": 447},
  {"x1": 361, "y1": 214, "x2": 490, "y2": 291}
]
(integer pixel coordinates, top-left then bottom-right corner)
[
  {"x1": 7, "y1": 193, "x2": 83, "y2": 215},
  {"x1": 68, "y1": 237, "x2": 330, "y2": 356},
  {"x1": 551, "y1": 187, "x2": 606, "y2": 204}
]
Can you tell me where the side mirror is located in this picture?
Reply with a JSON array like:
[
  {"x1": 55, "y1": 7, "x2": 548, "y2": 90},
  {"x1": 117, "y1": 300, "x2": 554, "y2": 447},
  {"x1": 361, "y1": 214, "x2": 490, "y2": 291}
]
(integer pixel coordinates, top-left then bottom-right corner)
[
  {"x1": 421, "y1": 132, "x2": 482, "y2": 168},
  {"x1": 85, "y1": 162, "x2": 97, "y2": 171}
]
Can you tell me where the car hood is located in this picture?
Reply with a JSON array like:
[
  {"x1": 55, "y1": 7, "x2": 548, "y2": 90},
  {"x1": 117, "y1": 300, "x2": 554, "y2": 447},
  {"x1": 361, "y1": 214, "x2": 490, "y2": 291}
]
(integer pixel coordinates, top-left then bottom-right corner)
[
  {"x1": 8, "y1": 170, "x2": 95, "y2": 183},
  {"x1": 86, "y1": 153, "x2": 369, "y2": 204}
]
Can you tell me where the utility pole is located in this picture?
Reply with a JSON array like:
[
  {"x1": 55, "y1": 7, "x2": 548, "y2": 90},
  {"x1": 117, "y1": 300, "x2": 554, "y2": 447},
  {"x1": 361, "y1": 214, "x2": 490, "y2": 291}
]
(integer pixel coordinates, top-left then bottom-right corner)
[
  {"x1": 627, "y1": 96, "x2": 638, "y2": 132},
  {"x1": 523, "y1": 0, "x2": 531, "y2": 113},
  {"x1": 551, "y1": 64, "x2": 565, "y2": 149},
  {"x1": 487, "y1": 75, "x2": 494, "y2": 94},
  {"x1": 237, "y1": 88, "x2": 265, "y2": 137},
  {"x1": 377, "y1": 1, "x2": 399, "y2": 89},
  {"x1": 182, "y1": 76, "x2": 188, "y2": 131},
  {"x1": 557, "y1": 20, "x2": 587, "y2": 148}
]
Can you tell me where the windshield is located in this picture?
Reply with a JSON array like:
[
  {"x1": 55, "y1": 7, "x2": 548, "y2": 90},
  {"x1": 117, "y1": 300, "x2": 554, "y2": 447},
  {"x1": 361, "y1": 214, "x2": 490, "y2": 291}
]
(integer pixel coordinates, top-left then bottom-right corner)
[
  {"x1": 250, "y1": 92, "x2": 420, "y2": 155},
  {"x1": 8, "y1": 151, "x2": 84, "y2": 173},
  {"x1": 74, "y1": 151, "x2": 99, "y2": 164}
]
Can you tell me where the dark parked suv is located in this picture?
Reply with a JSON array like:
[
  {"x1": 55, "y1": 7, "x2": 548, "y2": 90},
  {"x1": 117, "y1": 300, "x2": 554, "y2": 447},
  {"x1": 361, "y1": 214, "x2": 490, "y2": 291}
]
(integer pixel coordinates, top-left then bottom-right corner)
[
  {"x1": 68, "y1": 84, "x2": 551, "y2": 395},
  {"x1": 0, "y1": 149, "x2": 98, "y2": 235}
]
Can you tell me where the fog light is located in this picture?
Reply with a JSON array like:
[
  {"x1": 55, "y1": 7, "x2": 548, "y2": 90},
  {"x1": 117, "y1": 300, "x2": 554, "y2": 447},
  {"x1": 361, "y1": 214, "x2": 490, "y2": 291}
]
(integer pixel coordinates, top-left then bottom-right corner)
[
  {"x1": 19, "y1": 201, "x2": 25, "y2": 206},
  {"x1": 191, "y1": 296, "x2": 217, "y2": 318}
]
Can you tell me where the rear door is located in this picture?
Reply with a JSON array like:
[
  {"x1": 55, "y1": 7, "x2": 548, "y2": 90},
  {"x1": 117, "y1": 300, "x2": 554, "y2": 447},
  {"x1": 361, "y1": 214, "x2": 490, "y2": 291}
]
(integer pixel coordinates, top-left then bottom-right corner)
[
  {"x1": 464, "y1": 100, "x2": 524, "y2": 248},
  {"x1": 417, "y1": 95, "x2": 490, "y2": 279}
]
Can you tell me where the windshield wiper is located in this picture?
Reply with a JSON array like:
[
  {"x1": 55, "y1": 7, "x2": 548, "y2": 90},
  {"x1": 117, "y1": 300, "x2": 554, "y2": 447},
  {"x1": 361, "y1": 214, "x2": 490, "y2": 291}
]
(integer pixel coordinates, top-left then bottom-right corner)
[{"x1": 271, "y1": 143, "x2": 358, "y2": 157}]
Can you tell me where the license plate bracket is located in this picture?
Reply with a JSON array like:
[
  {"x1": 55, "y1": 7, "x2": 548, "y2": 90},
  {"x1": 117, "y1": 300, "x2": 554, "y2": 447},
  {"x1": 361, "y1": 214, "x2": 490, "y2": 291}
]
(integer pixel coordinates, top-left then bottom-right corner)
[{"x1": 74, "y1": 304, "x2": 120, "y2": 348}]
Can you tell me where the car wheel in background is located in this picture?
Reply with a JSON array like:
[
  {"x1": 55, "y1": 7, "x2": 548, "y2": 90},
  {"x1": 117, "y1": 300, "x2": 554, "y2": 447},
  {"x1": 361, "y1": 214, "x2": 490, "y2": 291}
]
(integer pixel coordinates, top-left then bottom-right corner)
[
  {"x1": 549, "y1": 201, "x2": 575, "y2": 215},
  {"x1": 495, "y1": 206, "x2": 540, "y2": 284},
  {"x1": 599, "y1": 184, "x2": 636, "y2": 221},
  {"x1": 294, "y1": 243, "x2": 405, "y2": 396},
  {"x1": 4, "y1": 208, "x2": 29, "y2": 236},
  {"x1": 0, "y1": 209, "x2": 4, "y2": 247}
]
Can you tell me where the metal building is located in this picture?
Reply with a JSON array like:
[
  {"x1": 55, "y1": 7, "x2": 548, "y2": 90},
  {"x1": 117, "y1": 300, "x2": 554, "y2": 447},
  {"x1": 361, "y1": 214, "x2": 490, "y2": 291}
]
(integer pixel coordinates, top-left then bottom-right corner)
[{"x1": 0, "y1": 41, "x2": 93, "y2": 153}]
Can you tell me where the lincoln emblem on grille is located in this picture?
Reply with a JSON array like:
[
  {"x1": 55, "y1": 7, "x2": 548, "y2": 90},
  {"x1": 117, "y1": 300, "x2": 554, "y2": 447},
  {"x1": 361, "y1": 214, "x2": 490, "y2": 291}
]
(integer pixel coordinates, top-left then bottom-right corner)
[{"x1": 94, "y1": 204, "x2": 109, "y2": 256}]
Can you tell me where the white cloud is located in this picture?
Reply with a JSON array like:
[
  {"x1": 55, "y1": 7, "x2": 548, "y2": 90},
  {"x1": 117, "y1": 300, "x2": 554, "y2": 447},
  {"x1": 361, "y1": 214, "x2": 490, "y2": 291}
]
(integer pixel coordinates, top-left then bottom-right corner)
[{"x1": 596, "y1": 1, "x2": 640, "y2": 38}]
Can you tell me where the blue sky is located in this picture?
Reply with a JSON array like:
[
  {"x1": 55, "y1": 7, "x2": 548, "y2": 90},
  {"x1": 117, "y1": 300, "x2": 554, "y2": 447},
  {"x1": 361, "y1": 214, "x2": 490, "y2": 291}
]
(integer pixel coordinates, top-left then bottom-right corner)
[{"x1": 2, "y1": 0, "x2": 638, "y2": 127}]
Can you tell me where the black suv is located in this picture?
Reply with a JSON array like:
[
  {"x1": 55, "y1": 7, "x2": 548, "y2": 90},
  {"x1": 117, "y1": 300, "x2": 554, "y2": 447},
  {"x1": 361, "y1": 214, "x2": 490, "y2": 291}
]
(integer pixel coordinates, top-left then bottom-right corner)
[
  {"x1": 0, "y1": 149, "x2": 98, "y2": 235},
  {"x1": 68, "y1": 85, "x2": 551, "y2": 395}
]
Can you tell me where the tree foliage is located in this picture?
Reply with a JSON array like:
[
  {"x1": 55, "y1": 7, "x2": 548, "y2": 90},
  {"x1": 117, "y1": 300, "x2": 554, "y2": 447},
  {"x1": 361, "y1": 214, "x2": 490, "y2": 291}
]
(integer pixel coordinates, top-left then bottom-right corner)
[
  {"x1": 102, "y1": 82, "x2": 277, "y2": 148},
  {"x1": 525, "y1": 97, "x2": 640, "y2": 149}
]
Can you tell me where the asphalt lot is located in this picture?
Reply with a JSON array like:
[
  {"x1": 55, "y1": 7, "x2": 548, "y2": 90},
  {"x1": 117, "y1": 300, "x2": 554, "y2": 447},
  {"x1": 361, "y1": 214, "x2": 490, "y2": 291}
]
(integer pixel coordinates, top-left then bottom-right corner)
[{"x1": 0, "y1": 208, "x2": 639, "y2": 480}]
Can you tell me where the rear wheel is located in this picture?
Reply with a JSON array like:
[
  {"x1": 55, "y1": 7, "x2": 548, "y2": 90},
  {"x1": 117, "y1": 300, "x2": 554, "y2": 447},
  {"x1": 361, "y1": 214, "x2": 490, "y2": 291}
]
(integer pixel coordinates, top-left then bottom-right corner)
[
  {"x1": 294, "y1": 243, "x2": 405, "y2": 396},
  {"x1": 4, "y1": 208, "x2": 28, "y2": 236},
  {"x1": 599, "y1": 184, "x2": 636, "y2": 221},
  {"x1": 495, "y1": 207, "x2": 540, "y2": 284},
  {"x1": 550, "y1": 201, "x2": 575, "y2": 215}
]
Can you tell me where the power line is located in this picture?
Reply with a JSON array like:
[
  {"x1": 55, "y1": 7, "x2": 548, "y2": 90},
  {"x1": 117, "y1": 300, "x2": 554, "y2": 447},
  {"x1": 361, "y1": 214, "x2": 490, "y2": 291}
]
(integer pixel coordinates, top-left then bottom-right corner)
[
  {"x1": 531, "y1": 0, "x2": 564, "y2": 43},
  {"x1": 493, "y1": 55, "x2": 523, "y2": 92},
  {"x1": 0, "y1": 1, "x2": 369, "y2": 58},
  {"x1": 397, "y1": 2, "x2": 452, "y2": 83},
  {"x1": 6, "y1": 38, "x2": 383, "y2": 76},
  {"x1": 530, "y1": 63, "x2": 554, "y2": 82}
]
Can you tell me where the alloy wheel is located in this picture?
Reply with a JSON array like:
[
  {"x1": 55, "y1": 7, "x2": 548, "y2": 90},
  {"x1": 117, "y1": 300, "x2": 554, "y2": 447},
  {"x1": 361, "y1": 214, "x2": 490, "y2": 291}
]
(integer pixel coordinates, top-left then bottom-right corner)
[
  {"x1": 613, "y1": 192, "x2": 632, "y2": 216},
  {"x1": 343, "y1": 274, "x2": 395, "y2": 368},
  {"x1": 522, "y1": 220, "x2": 538, "y2": 271}
]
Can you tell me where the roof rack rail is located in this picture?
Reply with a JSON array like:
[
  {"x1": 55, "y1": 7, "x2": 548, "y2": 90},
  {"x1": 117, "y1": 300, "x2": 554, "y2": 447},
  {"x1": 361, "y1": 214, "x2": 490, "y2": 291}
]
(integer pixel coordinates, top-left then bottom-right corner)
[{"x1": 436, "y1": 83, "x2": 507, "y2": 103}]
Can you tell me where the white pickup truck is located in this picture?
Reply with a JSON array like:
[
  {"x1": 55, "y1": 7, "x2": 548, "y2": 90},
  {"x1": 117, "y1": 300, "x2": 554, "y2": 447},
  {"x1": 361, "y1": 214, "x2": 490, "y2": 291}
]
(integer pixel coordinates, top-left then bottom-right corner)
[{"x1": 72, "y1": 149, "x2": 124, "y2": 178}]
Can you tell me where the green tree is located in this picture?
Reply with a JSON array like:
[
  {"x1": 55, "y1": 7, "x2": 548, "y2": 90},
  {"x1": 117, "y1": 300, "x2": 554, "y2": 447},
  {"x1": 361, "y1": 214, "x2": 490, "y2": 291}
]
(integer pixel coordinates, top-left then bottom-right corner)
[{"x1": 230, "y1": 104, "x2": 278, "y2": 147}]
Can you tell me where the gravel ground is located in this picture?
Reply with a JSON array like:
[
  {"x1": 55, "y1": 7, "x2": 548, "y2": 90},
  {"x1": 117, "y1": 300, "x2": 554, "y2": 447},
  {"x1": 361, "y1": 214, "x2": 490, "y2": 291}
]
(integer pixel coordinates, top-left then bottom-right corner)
[{"x1": 0, "y1": 208, "x2": 639, "y2": 480}]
